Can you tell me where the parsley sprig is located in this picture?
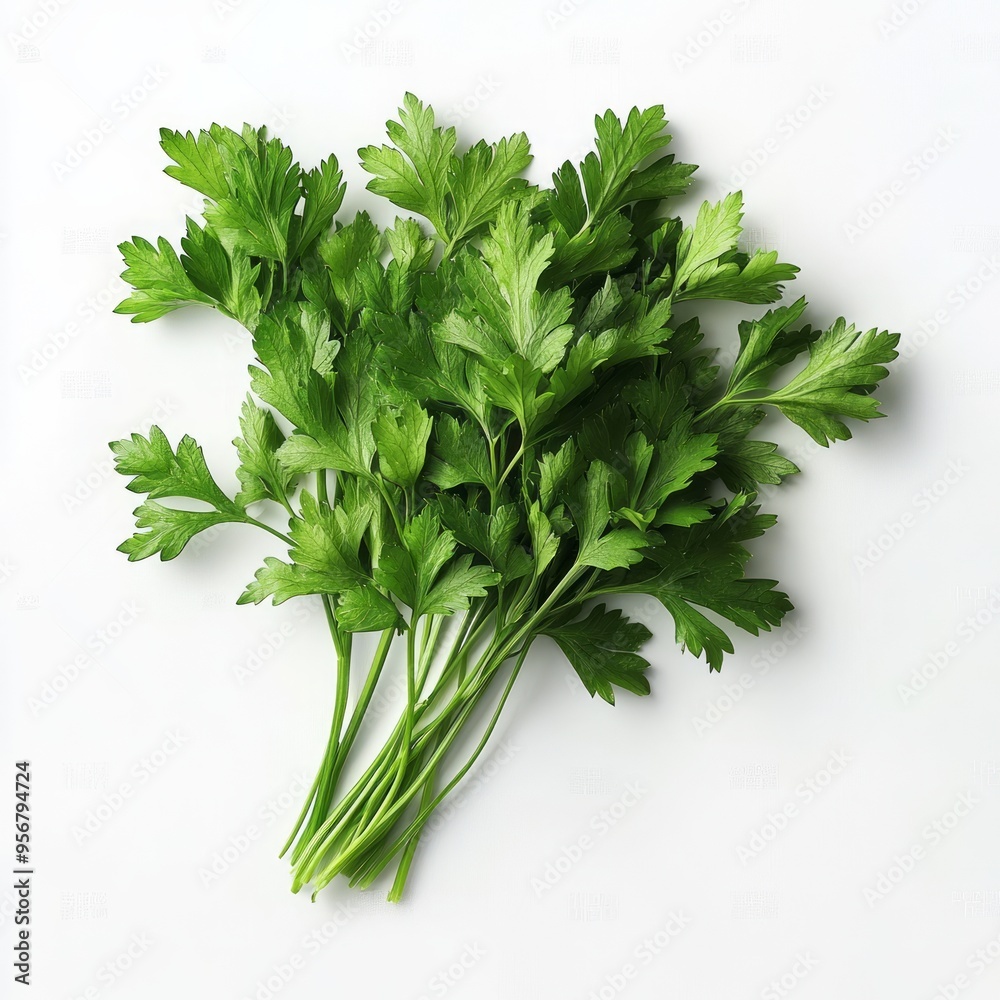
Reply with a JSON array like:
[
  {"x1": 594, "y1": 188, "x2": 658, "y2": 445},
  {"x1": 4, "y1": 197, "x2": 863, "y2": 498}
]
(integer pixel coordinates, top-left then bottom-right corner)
[{"x1": 111, "y1": 95, "x2": 898, "y2": 900}]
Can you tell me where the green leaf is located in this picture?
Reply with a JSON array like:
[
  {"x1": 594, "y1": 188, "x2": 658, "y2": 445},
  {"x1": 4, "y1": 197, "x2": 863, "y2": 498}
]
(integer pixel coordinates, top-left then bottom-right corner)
[
  {"x1": 447, "y1": 132, "x2": 533, "y2": 244},
  {"x1": 110, "y1": 427, "x2": 237, "y2": 512},
  {"x1": 570, "y1": 462, "x2": 649, "y2": 571},
  {"x1": 159, "y1": 125, "x2": 232, "y2": 201},
  {"x1": 619, "y1": 154, "x2": 696, "y2": 206},
  {"x1": 543, "y1": 604, "x2": 652, "y2": 705},
  {"x1": 763, "y1": 319, "x2": 901, "y2": 445},
  {"x1": 612, "y1": 496, "x2": 792, "y2": 670},
  {"x1": 249, "y1": 312, "x2": 334, "y2": 439},
  {"x1": 237, "y1": 557, "x2": 338, "y2": 605},
  {"x1": 373, "y1": 400, "x2": 432, "y2": 489},
  {"x1": 714, "y1": 439, "x2": 799, "y2": 493},
  {"x1": 726, "y1": 298, "x2": 814, "y2": 397},
  {"x1": 118, "y1": 501, "x2": 239, "y2": 561},
  {"x1": 286, "y1": 492, "x2": 364, "y2": 588},
  {"x1": 581, "y1": 105, "x2": 676, "y2": 220},
  {"x1": 233, "y1": 396, "x2": 295, "y2": 507},
  {"x1": 359, "y1": 93, "x2": 455, "y2": 236},
  {"x1": 372, "y1": 508, "x2": 498, "y2": 616},
  {"x1": 633, "y1": 424, "x2": 718, "y2": 513},
  {"x1": 434, "y1": 499, "x2": 531, "y2": 580},
  {"x1": 425, "y1": 415, "x2": 493, "y2": 490},
  {"x1": 480, "y1": 201, "x2": 574, "y2": 370},
  {"x1": 422, "y1": 555, "x2": 500, "y2": 615},
  {"x1": 318, "y1": 212, "x2": 383, "y2": 328},
  {"x1": 203, "y1": 130, "x2": 302, "y2": 262},
  {"x1": 336, "y1": 586, "x2": 404, "y2": 632},
  {"x1": 179, "y1": 218, "x2": 261, "y2": 328},
  {"x1": 527, "y1": 503, "x2": 560, "y2": 577},
  {"x1": 373, "y1": 508, "x2": 452, "y2": 611},
  {"x1": 538, "y1": 440, "x2": 582, "y2": 511},
  {"x1": 275, "y1": 432, "x2": 364, "y2": 477},
  {"x1": 673, "y1": 248, "x2": 799, "y2": 305},
  {"x1": 296, "y1": 154, "x2": 346, "y2": 256},
  {"x1": 113, "y1": 235, "x2": 215, "y2": 322},
  {"x1": 654, "y1": 596, "x2": 735, "y2": 673},
  {"x1": 386, "y1": 216, "x2": 435, "y2": 272},
  {"x1": 673, "y1": 192, "x2": 746, "y2": 291}
]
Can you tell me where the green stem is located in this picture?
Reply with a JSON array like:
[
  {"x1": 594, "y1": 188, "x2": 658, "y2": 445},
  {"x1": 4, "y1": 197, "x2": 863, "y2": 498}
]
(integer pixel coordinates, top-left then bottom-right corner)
[
  {"x1": 375, "y1": 642, "x2": 530, "y2": 897},
  {"x1": 292, "y1": 613, "x2": 490, "y2": 886},
  {"x1": 315, "y1": 594, "x2": 350, "y2": 779},
  {"x1": 313, "y1": 637, "x2": 530, "y2": 894},
  {"x1": 310, "y1": 684, "x2": 488, "y2": 893},
  {"x1": 375, "y1": 476, "x2": 405, "y2": 540},
  {"x1": 386, "y1": 748, "x2": 438, "y2": 901},
  {"x1": 368, "y1": 617, "x2": 418, "y2": 825},
  {"x1": 287, "y1": 626, "x2": 395, "y2": 865},
  {"x1": 245, "y1": 516, "x2": 294, "y2": 547}
]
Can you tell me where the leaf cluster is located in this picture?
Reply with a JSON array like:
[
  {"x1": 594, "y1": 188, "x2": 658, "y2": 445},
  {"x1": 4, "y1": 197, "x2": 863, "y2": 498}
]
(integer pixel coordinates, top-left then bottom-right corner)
[{"x1": 112, "y1": 95, "x2": 898, "y2": 701}]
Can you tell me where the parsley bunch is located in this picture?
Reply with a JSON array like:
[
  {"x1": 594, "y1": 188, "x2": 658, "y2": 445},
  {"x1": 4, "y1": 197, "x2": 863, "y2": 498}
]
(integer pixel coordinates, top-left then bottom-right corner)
[{"x1": 111, "y1": 95, "x2": 898, "y2": 900}]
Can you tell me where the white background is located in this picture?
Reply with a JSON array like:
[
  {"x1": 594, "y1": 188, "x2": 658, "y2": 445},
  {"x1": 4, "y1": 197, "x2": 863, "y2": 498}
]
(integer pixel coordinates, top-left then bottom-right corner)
[{"x1": 3, "y1": 1, "x2": 999, "y2": 997}]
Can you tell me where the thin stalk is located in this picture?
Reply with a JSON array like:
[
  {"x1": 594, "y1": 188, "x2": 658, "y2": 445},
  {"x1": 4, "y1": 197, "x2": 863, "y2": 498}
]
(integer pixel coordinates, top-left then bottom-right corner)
[
  {"x1": 375, "y1": 476, "x2": 405, "y2": 540},
  {"x1": 310, "y1": 680, "x2": 495, "y2": 894},
  {"x1": 310, "y1": 595, "x2": 351, "y2": 816},
  {"x1": 292, "y1": 601, "x2": 502, "y2": 887},
  {"x1": 311, "y1": 630, "x2": 534, "y2": 894},
  {"x1": 279, "y1": 596, "x2": 346, "y2": 858},
  {"x1": 386, "y1": 751, "x2": 437, "y2": 901},
  {"x1": 294, "y1": 620, "x2": 463, "y2": 883},
  {"x1": 245, "y1": 516, "x2": 294, "y2": 547},
  {"x1": 285, "y1": 626, "x2": 395, "y2": 863},
  {"x1": 363, "y1": 618, "x2": 419, "y2": 829},
  {"x1": 383, "y1": 642, "x2": 531, "y2": 899}
]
